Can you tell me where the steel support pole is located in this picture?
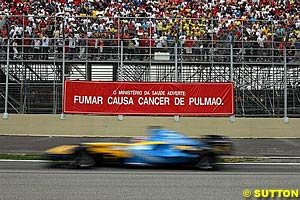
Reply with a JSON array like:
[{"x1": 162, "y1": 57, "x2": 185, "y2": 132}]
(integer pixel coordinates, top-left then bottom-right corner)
[
  {"x1": 174, "y1": 42, "x2": 179, "y2": 121},
  {"x1": 149, "y1": 20, "x2": 152, "y2": 82},
  {"x1": 283, "y1": 45, "x2": 288, "y2": 123},
  {"x1": 229, "y1": 43, "x2": 235, "y2": 123},
  {"x1": 120, "y1": 40, "x2": 123, "y2": 81},
  {"x1": 60, "y1": 18, "x2": 66, "y2": 120},
  {"x1": 175, "y1": 42, "x2": 178, "y2": 82},
  {"x1": 117, "y1": 40, "x2": 124, "y2": 120},
  {"x1": 3, "y1": 34, "x2": 9, "y2": 119}
]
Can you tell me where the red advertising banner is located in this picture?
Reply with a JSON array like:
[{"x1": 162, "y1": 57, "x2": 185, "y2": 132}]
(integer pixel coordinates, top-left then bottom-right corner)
[{"x1": 64, "y1": 81, "x2": 234, "y2": 116}]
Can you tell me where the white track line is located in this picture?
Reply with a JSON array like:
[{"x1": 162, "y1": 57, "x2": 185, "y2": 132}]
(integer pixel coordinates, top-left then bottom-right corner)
[
  {"x1": 222, "y1": 156, "x2": 300, "y2": 159},
  {"x1": 1, "y1": 160, "x2": 300, "y2": 166},
  {"x1": 220, "y1": 162, "x2": 300, "y2": 165},
  {"x1": 0, "y1": 160, "x2": 49, "y2": 162}
]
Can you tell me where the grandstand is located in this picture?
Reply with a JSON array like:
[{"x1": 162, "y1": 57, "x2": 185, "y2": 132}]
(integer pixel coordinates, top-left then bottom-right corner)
[{"x1": 0, "y1": 0, "x2": 300, "y2": 117}]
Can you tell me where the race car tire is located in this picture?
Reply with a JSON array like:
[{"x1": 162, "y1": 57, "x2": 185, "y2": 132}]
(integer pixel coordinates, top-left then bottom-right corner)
[
  {"x1": 69, "y1": 152, "x2": 96, "y2": 169},
  {"x1": 194, "y1": 153, "x2": 218, "y2": 170},
  {"x1": 201, "y1": 135, "x2": 234, "y2": 155}
]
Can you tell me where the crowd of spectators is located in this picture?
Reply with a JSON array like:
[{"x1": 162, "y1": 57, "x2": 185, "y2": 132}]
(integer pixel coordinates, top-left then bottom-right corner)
[{"x1": 0, "y1": 0, "x2": 300, "y2": 62}]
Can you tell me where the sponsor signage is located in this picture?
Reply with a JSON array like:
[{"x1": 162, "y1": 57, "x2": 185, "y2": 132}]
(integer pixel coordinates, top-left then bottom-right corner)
[{"x1": 64, "y1": 81, "x2": 234, "y2": 116}]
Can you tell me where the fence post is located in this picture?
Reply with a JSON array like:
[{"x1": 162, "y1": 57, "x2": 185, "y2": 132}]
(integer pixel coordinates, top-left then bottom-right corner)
[
  {"x1": 229, "y1": 42, "x2": 235, "y2": 123},
  {"x1": 60, "y1": 16, "x2": 66, "y2": 120},
  {"x1": 149, "y1": 19, "x2": 152, "y2": 82},
  {"x1": 3, "y1": 19, "x2": 9, "y2": 119},
  {"x1": 174, "y1": 41, "x2": 179, "y2": 121},
  {"x1": 120, "y1": 40, "x2": 124, "y2": 81},
  {"x1": 175, "y1": 41, "x2": 178, "y2": 82},
  {"x1": 283, "y1": 43, "x2": 288, "y2": 123}
]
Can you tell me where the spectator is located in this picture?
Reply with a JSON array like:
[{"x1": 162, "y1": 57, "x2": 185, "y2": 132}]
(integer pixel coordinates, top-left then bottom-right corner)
[
  {"x1": 12, "y1": 39, "x2": 18, "y2": 59},
  {"x1": 97, "y1": 36, "x2": 104, "y2": 60},
  {"x1": 132, "y1": 35, "x2": 139, "y2": 59},
  {"x1": 294, "y1": 37, "x2": 300, "y2": 62},
  {"x1": 155, "y1": 37, "x2": 163, "y2": 53},
  {"x1": 79, "y1": 33, "x2": 86, "y2": 60},
  {"x1": 110, "y1": 34, "x2": 118, "y2": 59},
  {"x1": 185, "y1": 35, "x2": 193, "y2": 61},
  {"x1": 139, "y1": 33, "x2": 150, "y2": 60},
  {"x1": 122, "y1": 30, "x2": 130, "y2": 60},
  {"x1": 127, "y1": 39, "x2": 135, "y2": 60},
  {"x1": 33, "y1": 38, "x2": 41, "y2": 60},
  {"x1": 42, "y1": 34, "x2": 50, "y2": 60},
  {"x1": 0, "y1": 0, "x2": 298, "y2": 63},
  {"x1": 87, "y1": 34, "x2": 97, "y2": 60},
  {"x1": 56, "y1": 37, "x2": 63, "y2": 59},
  {"x1": 68, "y1": 33, "x2": 76, "y2": 59}
]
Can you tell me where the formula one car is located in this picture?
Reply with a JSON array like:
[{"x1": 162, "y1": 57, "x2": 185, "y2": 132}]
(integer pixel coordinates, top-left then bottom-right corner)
[{"x1": 45, "y1": 129, "x2": 233, "y2": 170}]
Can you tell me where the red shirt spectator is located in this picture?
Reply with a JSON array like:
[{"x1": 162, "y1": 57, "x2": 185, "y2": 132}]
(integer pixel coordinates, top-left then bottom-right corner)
[
  {"x1": 185, "y1": 36, "x2": 193, "y2": 48},
  {"x1": 88, "y1": 37, "x2": 96, "y2": 47}
]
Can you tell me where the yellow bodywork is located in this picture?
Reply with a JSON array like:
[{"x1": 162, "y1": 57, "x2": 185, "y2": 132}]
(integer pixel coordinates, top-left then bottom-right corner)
[
  {"x1": 46, "y1": 141, "x2": 166, "y2": 158},
  {"x1": 212, "y1": 144, "x2": 232, "y2": 154},
  {"x1": 46, "y1": 145, "x2": 79, "y2": 155},
  {"x1": 84, "y1": 143, "x2": 132, "y2": 158},
  {"x1": 84, "y1": 141, "x2": 166, "y2": 158},
  {"x1": 174, "y1": 145, "x2": 196, "y2": 151}
]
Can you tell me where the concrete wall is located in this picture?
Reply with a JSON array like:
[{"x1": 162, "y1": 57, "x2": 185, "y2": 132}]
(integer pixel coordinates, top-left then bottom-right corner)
[{"x1": 0, "y1": 114, "x2": 299, "y2": 138}]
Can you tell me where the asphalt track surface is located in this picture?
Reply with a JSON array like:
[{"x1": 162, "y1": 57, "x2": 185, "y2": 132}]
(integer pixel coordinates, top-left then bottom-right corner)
[
  {"x1": 1, "y1": 135, "x2": 300, "y2": 156},
  {"x1": 1, "y1": 161, "x2": 300, "y2": 200},
  {"x1": 2, "y1": 136, "x2": 300, "y2": 200}
]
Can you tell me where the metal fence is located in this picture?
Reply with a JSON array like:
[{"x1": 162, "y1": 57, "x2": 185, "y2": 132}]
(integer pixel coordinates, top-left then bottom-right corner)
[{"x1": 0, "y1": 15, "x2": 300, "y2": 118}]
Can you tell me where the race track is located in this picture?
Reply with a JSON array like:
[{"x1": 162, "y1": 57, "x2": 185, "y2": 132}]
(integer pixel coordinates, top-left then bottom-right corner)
[
  {"x1": 2, "y1": 135, "x2": 300, "y2": 156},
  {"x1": 1, "y1": 161, "x2": 300, "y2": 200},
  {"x1": 1, "y1": 136, "x2": 300, "y2": 200}
]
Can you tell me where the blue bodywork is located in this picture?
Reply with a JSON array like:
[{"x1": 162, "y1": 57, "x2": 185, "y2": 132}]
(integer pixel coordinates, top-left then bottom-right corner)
[
  {"x1": 147, "y1": 129, "x2": 205, "y2": 146},
  {"x1": 123, "y1": 129, "x2": 209, "y2": 165}
]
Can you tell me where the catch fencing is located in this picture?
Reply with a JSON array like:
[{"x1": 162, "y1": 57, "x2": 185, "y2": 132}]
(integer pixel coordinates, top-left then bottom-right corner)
[{"x1": 0, "y1": 15, "x2": 299, "y2": 119}]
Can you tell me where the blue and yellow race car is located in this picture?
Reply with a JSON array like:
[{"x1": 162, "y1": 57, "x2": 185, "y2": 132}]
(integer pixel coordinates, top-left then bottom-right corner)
[{"x1": 45, "y1": 129, "x2": 233, "y2": 170}]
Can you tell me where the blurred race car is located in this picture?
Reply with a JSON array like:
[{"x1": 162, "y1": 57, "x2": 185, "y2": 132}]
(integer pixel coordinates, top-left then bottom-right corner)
[{"x1": 45, "y1": 129, "x2": 233, "y2": 170}]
